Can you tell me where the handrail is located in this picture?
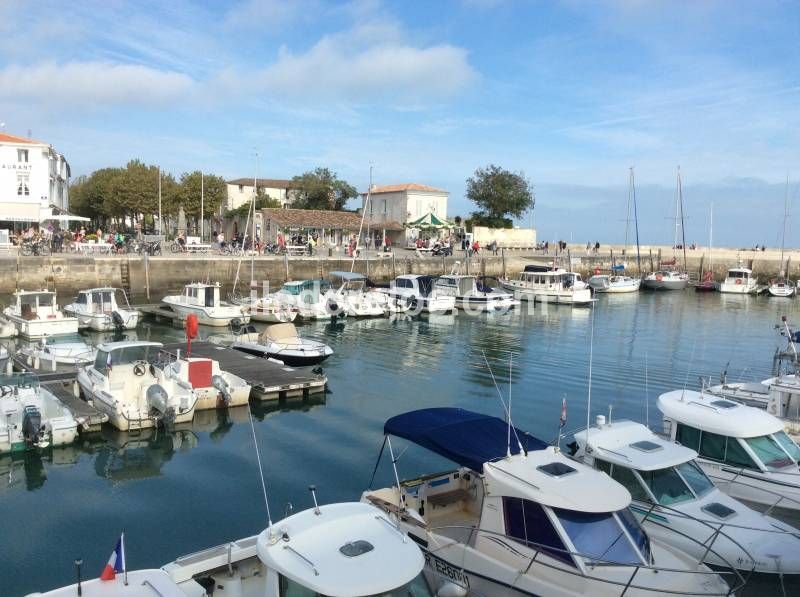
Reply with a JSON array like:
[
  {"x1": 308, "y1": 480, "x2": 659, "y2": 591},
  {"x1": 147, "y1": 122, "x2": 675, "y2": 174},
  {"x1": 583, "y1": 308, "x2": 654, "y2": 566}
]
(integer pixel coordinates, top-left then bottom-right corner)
[
  {"x1": 707, "y1": 468, "x2": 800, "y2": 510},
  {"x1": 282, "y1": 544, "x2": 318, "y2": 576}
]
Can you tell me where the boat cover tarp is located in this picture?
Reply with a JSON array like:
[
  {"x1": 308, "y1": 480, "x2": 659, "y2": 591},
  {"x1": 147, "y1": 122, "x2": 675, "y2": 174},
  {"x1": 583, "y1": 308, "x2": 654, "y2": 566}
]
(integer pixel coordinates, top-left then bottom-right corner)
[
  {"x1": 384, "y1": 407, "x2": 548, "y2": 471},
  {"x1": 611, "y1": 264, "x2": 625, "y2": 271}
]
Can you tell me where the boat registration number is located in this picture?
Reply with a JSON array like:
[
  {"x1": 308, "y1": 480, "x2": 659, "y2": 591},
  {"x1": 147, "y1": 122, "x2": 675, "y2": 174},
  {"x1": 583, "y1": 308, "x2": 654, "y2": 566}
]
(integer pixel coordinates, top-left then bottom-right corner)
[{"x1": 425, "y1": 552, "x2": 471, "y2": 588}]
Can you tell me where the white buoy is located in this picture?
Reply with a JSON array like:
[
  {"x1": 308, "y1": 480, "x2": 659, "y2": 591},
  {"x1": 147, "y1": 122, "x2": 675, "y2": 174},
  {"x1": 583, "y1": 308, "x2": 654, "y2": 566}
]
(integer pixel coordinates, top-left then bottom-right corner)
[{"x1": 437, "y1": 582, "x2": 468, "y2": 597}]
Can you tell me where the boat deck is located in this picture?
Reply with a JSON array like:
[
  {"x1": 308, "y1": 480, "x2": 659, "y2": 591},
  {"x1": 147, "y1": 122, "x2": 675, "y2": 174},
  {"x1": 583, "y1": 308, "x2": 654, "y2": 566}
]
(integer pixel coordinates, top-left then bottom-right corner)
[
  {"x1": 161, "y1": 342, "x2": 327, "y2": 400},
  {"x1": 43, "y1": 380, "x2": 109, "y2": 432}
]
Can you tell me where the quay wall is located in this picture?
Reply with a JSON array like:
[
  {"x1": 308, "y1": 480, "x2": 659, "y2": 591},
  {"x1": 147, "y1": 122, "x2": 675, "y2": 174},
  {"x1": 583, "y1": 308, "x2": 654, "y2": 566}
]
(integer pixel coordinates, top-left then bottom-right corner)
[{"x1": 0, "y1": 245, "x2": 799, "y2": 303}]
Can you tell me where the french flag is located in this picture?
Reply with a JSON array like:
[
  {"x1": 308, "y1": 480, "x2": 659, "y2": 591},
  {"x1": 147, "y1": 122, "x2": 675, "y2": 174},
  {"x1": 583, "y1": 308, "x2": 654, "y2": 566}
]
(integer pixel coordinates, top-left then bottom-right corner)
[
  {"x1": 106, "y1": 352, "x2": 113, "y2": 372},
  {"x1": 100, "y1": 534, "x2": 126, "y2": 581}
]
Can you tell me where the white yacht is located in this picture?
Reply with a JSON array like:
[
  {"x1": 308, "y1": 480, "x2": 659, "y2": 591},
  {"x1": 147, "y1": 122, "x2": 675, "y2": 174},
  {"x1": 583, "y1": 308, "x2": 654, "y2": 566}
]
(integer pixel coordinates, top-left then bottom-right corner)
[
  {"x1": 31, "y1": 500, "x2": 432, "y2": 597},
  {"x1": 499, "y1": 265, "x2": 593, "y2": 305},
  {"x1": 2, "y1": 289, "x2": 78, "y2": 338},
  {"x1": 77, "y1": 341, "x2": 199, "y2": 431},
  {"x1": 162, "y1": 283, "x2": 249, "y2": 327},
  {"x1": 157, "y1": 349, "x2": 251, "y2": 410},
  {"x1": 273, "y1": 279, "x2": 343, "y2": 320},
  {"x1": 641, "y1": 269, "x2": 690, "y2": 291},
  {"x1": 386, "y1": 275, "x2": 456, "y2": 314},
  {"x1": 573, "y1": 417, "x2": 800, "y2": 577},
  {"x1": 717, "y1": 264, "x2": 758, "y2": 294},
  {"x1": 659, "y1": 389, "x2": 800, "y2": 515},
  {"x1": 64, "y1": 287, "x2": 140, "y2": 331},
  {"x1": 330, "y1": 271, "x2": 389, "y2": 317},
  {"x1": 364, "y1": 407, "x2": 732, "y2": 596},
  {"x1": 768, "y1": 278, "x2": 795, "y2": 297},
  {"x1": 231, "y1": 322, "x2": 333, "y2": 367},
  {"x1": 0, "y1": 374, "x2": 78, "y2": 452},
  {"x1": 242, "y1": 295, "x2": 298, "y2": 323},
  {"x1": 435, "y1": 267, "x2": 518, "y2": 312},
  {"x1": 588, "y1": 269, "x2": 641, "y2": 294}
]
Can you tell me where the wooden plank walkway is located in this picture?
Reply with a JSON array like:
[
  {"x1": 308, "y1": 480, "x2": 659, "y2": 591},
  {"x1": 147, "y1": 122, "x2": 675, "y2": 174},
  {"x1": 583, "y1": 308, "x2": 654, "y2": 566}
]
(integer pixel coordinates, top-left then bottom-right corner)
[
  {"x1": 12, "y1": 355, "x2": 79, "y2": 383},
  {"x1": 43, "y1": 380, "x2": 108, "y2": 432},
  {"x1": 161, "y1": 342, "x2": 327, "y2": 400}
]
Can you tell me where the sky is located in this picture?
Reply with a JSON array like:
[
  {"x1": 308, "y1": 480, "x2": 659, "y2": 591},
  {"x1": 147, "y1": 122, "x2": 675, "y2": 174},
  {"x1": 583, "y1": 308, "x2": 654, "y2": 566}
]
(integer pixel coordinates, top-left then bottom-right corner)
[{"x1": 0, "y1": 0, "x2": 798, "y2": 246}]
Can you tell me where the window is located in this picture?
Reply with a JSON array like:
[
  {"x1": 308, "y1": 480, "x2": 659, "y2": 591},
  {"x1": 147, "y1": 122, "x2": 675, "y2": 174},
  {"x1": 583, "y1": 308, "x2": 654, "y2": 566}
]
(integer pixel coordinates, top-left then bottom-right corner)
[
  {"x1": 238, "y1": 185, "x2": 243, "y2": 192},
  {"x1": 618, "y1": 507, "x2": 651, "y2": 563},
  {"x1": 94, "y1": 350, "x2": 109, "y2": 374},
  {"x1": 675, "y1": 461, "x2": 713, "y2": 497},
  {"x1": 74, "y1": 293, "x2": 87, "y2": 305},
  {"x1": 17, "y1": 175, "x2": 30, "y2": 196},
  {"x1": 723, "y1": 438, "x2": 757, "y2": 469},
  {"x1": 699, "y1": 430, "x2": 726, "y2": 461},
  {"x1": 553, "y1": 507, "x2": 645, "y2": 566},
  {"x1": 595, "y1": 458, "x2": 612, "y2": 475},
  {"x1": 639, "y1": 468, "x2": 694, "y2": 506},
  {"x1": 774, "y1": 431, "x2": 800, "y2": 461},
  {"x1": 503, "y1": 497, "x2": 574, "y2": 566},
  {"x1": 609, "y1": 465, "x2": 650, "y2": 502},
  {"x1": 383, "y1": 199, "x2": 387, "y2": 215},
  {"x1": 745, "y1": 435, "x2": 795, "y2": 469},
  {"x1": 17, "y1": 149, "x2": 28, "y2": 162},
  {"x1": 675, "y1": 423, "x2": 700, "y2": 448}
]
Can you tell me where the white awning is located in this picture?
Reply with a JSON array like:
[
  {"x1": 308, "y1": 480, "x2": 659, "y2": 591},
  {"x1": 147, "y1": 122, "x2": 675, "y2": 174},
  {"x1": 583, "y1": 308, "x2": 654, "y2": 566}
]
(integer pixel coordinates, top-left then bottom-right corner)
[
  {"x1": 39, "y1": 208, "x2": 90, "y2": 222},
  {"x1": 0, "y1": 201, "x2": 39, "y2": 222}
]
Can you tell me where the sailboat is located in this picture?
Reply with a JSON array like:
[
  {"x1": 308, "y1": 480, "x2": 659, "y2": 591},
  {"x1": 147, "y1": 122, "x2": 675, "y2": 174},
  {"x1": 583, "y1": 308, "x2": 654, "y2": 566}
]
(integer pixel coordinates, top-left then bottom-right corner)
[
  {"x1": 588, "y1": 167, "x2": 641, "y2": 293},
  {"x1": 694, "y1": 203, "x2": 716, "y2": 292},
  {"x1": 642, "y1": 167, "x2": 690, "y2": 290},
  {"x1": 769, "y1": 175, "x2": 795, "y2": 297}
]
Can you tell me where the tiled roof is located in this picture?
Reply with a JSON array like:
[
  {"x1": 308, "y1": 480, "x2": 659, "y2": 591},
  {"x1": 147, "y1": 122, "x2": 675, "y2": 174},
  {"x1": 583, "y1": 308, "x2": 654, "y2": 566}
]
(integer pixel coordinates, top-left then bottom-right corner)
[
  {"x1": 227, "y1": 178, "x2": 297, "y2": 189},
  {"x1": 368, "y1": 219, "x2": 405, "y2": 231},
  {"x1": 261, "y1": 208, "x2": 362, "y2": 229},
  {"x1": 0, "y1": 132, "x2": 45, "y2": 145},
  {"x1": 366, "y1": 183, "x2": 447, "y2": 195}
]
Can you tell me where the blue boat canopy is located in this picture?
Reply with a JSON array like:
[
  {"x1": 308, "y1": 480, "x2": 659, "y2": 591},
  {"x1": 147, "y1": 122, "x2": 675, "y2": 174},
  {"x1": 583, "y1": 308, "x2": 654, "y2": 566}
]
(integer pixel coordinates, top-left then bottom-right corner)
[
  {"x1": 611, "y1": 264, "x2": 625, "y2": 271},
  {"x1": 384, "y1": 407, "x2": 548, "y2": 471}
]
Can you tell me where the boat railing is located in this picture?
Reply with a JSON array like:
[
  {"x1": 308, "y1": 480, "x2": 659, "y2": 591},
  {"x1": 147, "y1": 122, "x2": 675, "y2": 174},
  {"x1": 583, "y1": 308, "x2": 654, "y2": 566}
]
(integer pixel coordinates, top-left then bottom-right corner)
[
  {"x1": 422, "y1": 523, "x2": 743, "y2": 596},
  {"x1": 707, "y1": 468, "x2": 800, "y2": 516}
]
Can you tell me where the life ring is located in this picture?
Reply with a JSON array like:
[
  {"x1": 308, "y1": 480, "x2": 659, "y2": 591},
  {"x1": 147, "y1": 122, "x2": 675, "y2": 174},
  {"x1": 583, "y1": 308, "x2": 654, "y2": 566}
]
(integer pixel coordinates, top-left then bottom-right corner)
[
  {"x1": 594, "y1": 267, "x2": 601, "y2": 276},
  {"x1": 656, "y1": 274, "x2": 663, "y2": 281},
  {"x1": 735, "y1": 279, "x2": 742, "y2": 285}
]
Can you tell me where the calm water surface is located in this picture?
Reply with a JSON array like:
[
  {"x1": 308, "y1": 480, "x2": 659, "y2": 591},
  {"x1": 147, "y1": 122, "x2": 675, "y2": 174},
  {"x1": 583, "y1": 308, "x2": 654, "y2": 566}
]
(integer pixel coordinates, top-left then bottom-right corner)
[{"x1": 3, "y1": 292, "x2": 799, "y2": 596}]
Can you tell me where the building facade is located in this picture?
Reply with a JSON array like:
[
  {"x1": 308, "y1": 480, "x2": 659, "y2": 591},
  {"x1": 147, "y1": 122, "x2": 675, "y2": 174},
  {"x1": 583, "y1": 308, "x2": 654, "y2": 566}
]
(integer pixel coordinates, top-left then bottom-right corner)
[
  {"x1": 361, "y1": 183, "x2": 449, "y2": 245},
  {"x1": 225, "y1": 178, "x2": 298, "y2": 211},
  {"x1": 0, "y1": 132, "x2": 70, "y2": 224}
]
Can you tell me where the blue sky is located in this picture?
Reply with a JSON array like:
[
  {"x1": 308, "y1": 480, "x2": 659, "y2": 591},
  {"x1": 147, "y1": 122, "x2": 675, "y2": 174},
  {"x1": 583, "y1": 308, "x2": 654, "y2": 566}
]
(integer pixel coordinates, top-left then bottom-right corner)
[{"x1": 1, "y1": 0, "x2": 798, "y2": 246}]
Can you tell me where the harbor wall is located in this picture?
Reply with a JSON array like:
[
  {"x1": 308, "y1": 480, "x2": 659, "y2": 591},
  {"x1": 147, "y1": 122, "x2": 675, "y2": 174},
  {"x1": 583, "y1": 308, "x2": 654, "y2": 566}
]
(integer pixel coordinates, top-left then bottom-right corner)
[{"x1": 0, "y1": 245, "x2": 798, "y2": 303}]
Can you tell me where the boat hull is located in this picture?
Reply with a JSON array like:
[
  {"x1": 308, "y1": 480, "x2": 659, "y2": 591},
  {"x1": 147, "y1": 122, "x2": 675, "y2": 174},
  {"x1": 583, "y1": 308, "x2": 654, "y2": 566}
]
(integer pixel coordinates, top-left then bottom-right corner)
[
  {"x1": 161, "y1": 299, "x2": 249, "y2": 327},
  {"x1": 642, "y1": 278, "x2": 688, "y2": 290},
  {"x1": 768, "y1": 285, "x2": 795, "y2": 297},
  {"x1": 718, "y1": 282, "x2": 758, "y2": 294},
  {"x1": 3, "y1": 313, "x2": 79, "y2": 338},
  {"x1": 232, "y1": 342, "x2": 332, "y2": 367},
  {"x1": 499, "y1": 281, "x2": 593, "y2": 305},
  {"x1": 66, "y1": 309, "x2": 140, "y2": 331}
]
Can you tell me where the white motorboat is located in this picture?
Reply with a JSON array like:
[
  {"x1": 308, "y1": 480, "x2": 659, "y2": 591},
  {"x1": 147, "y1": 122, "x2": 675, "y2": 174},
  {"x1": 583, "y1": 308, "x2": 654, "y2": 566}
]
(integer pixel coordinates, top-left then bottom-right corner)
[
  {"x1": 435, "y1": 266, "x2": 518, "y2": 312},
  {"x1": 77, "y1": 341, "x2": 199, "y2": 431},
  {"x1": 274, "y1": 279, "x2": 343, "y2": 320},
  {"x1": 0, "y1": 315, "x2": 17, "y2": 338},
  {"x1": 2, "y1": 289, "x2": 78, "y2": 338},
  {"x1": 499, "y1": 264, "x2": 594, "y2": 305},
  {"x1": 231, "y1": 322, "x2": 333, "y2": 366},
  {"x1": 364, "y1": 407, "x2": 733, "y2": 596},
  {"x1": 588, "y1": 271, "x2": 642, "y2": 293},
  {"x1": 157, "y1": 348, "x2": 251, "y2": 410},
  {"x1": 718, "y1": 264, "x2": 758, "y2": 294},
  {"x1": 768, "y1": 278, "x2": 795, "y2": 297},
  {"x1": 243, "y1": 295, "x2": 298, "y2": 323},
  {"x1": 386, "y1": 275, "x2": 456, "y2": 314},
  {"x1": 659, "y1": 389, "x2": 800, "y2": 516},
  {"x1": 33, "y1": 500, "x2": 432, "y2": 597},
  {"x1": 64, "y1": 287, "x2": 140, "y2": 331},
  {"x1": 641, "y1": 268, "x2": 690, "y2": 290},
  {"x1": 162, "y1": 283, "x2": 249, "y2": 327},
  {"x1": 0, "y1": 374, "x2": 78, "y2": 453},
  {"x1": 0, "y1": 345, "x2": 8, "y2": 372},
  {"x1": 573, "y1": 417, "x2": 800, "y2": 577},
  {"x1": 19, "y1": 337, "x2": 96, "y2": 370},
  {"x1": 330, "y1": 271, "x2": 390, "y2": 317}
]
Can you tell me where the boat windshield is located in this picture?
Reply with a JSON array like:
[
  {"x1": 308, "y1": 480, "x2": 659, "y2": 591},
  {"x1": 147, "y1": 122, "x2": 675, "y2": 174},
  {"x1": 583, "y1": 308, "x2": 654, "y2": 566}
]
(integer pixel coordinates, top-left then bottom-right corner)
[
  {"x1": 94, "y1": 345, "x2": 154, "y2": 373},
  {"x1": 0, "y1": 372, "x2": 39, "y2": 389},
  {"x1": 278, "y1": 572, "x2": 434, "y2": 596},
  {"x1": 675, "y1": 461, "x2": 714, "y2": 497},
  {"x1": 552, "y1": 507, "x2": 647, "y2": 566},
  {"x1": 773, "y1": 431, "x2": 800, "y2": 461},
  {"x1": 639, "y1": 467, "x2": 694, "y2": 505},
  {"x1": 744, "y1": 434, "x2": 796, "y2": 469}
]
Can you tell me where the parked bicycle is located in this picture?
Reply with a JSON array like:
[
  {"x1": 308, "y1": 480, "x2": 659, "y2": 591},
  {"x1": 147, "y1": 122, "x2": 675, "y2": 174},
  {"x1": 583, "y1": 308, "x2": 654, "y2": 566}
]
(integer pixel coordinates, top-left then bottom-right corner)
[{"x1": 20, "y1": 238, "x2": 51, "y2": 256}]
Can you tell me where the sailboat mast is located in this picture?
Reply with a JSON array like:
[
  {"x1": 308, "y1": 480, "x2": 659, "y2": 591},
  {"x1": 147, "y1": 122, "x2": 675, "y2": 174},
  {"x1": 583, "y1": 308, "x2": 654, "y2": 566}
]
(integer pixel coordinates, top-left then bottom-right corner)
[
  {"x1": 631, "y1": 167, "x2": 642, "y2": 275},
  {"x1": 624, "y1": 172, "x2": 631, "y2": 255},
  {"x1": 709, "y1": 202, "x2": 713, "y2": 275},
  {"x1": 678, "y1": 167, "x2": 688, "y2": 271},
  {"x1": 780, "y1": 174, "x2": 789, "y2": 276},
  {"x1": 251, "y1": 152, "x2": 258, "y2": 286}
]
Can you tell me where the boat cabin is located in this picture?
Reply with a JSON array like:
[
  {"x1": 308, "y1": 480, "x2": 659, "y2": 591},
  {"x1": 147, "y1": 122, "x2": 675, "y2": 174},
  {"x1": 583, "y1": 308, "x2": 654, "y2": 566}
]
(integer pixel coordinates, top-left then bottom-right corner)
[
  {"x1": 436, "y1": 274, "x2": 479, "y2": 296},
  {"x1": 179, "y1": 283, "x2": 222, "y2": 308},
  {"x1": 725, "y1": 268, "x2": 753, "y2": 281},
  {"x1": 71, "y1": 287, "x2": 124, "y2": 314},
  {"x1": 278, "y1": 279, "x2": 332, "y2": 303},
  {"x1": 659, "y1": 390, "x2": 800, "y2": 473},
  {"x1": 93, "y1": 341, "x2": 161, "y2": 377},
  {"x1": 13, "y1": 290, "x2": 60, "y2": 320},
  {"x1": 329, "y1": 271, "x2": 369, "y2": 292},
  {"x1": 391, "y1": 275, "x2": 439, "y2": 297},
  {"x1": 518, "y1": 269, "x2": 583, "y2": 288}
]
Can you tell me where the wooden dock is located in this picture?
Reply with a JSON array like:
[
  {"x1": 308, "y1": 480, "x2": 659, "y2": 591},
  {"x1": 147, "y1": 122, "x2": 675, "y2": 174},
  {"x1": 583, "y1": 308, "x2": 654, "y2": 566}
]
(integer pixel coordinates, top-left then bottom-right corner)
[
  {"x1": 43, "y1": 380, "x2": 109, "y2": 432},
  {"x1": 137, "y1": 304, "x2": 186, "y2": 328},
  {"x1": 161, "y1": 342, "x2": 327, "y2": 400}
]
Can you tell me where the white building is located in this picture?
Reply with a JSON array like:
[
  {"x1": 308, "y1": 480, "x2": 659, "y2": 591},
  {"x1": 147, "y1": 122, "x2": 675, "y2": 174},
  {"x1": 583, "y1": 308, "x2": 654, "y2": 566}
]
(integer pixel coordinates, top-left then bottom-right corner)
[
  {"x1": 225, "y1": 178, "x2": 297, "y2": 211},
  {"x1": 0, "y1": 132, "x2": 70, "y2": 224},
  {"x1": 362, "y1": 183, "x2": 449, "y2": 245}
]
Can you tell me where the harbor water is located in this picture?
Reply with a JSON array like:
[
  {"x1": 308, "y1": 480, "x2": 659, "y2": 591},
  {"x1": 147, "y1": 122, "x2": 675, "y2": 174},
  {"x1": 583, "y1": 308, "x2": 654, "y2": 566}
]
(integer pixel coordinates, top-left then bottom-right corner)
[{"x1": 3, "y1": 291, "x2": 799, "y2": 596}]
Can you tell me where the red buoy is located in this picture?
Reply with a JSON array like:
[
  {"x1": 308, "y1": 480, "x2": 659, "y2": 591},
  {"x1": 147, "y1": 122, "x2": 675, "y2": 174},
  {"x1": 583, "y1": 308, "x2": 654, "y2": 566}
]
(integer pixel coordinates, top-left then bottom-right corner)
[{"x1": 186, "y1": 314, "x2": 199, "y2": 356}]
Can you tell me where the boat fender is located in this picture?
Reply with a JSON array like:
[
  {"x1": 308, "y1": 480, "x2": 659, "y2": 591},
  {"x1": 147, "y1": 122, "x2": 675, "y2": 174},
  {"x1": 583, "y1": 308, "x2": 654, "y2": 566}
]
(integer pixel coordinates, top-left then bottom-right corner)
[
  {"x1": 437, "y1": 582, "x2": 468, "y2": 597},
  {"x1": 735, "y1": 279, "x2": 742, "y2": 285},
  {"x1": 656, "y1": 273, "x2": 663, "y2": 281},
  {"x1": 594, "y1": 267, "x2": 600, "y2": 276}
]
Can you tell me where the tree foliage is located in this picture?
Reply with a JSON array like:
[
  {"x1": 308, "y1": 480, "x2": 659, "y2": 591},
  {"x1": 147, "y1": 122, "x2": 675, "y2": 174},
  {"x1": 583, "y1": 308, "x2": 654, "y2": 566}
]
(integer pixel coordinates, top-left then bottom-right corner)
[
  {"x1": 228, "y1": 188, "x2": 281, "y2": 217},
  {"x1": 465, "y1": 164, "x2": 534, "y2": 228},
  {"x1": 291, "y1": 168, "x2": 357, "y2": 210},
  {"x1": 178, "y1": 171, "x2": 227, "y2": 219}
]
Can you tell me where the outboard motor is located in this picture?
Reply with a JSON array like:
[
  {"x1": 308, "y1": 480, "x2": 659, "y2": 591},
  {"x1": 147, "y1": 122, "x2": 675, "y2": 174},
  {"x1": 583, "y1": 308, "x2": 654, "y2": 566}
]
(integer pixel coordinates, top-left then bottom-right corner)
[
  {"x1": 111, "y1": 311, "x2": 125, "y2": 330},
  {"x1": 22, "y1": 405, "x2": 45, "y2": 448},
  {"x1": 212, "y1": 374, "x2": 231, "y2": 406},
  {"x1": 146, "y1": 384, "x2": 170, "y2": 415}
]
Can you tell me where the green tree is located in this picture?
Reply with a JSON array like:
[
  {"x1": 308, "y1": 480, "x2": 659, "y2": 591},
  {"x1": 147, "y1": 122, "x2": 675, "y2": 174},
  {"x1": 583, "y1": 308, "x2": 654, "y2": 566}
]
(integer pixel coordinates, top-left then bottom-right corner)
[
  {"x1": 228, "y1": 188, "x2": 281, "y2": 217},
  {"x1": 176, "y1": 171, "x2": 228, "y2": 233},
  {"x1": 291, "y1": 168, "x2": 357, "y2": 210},
  {"x1": 465, "y1": 164, "x2": 534, "y2": 228}
]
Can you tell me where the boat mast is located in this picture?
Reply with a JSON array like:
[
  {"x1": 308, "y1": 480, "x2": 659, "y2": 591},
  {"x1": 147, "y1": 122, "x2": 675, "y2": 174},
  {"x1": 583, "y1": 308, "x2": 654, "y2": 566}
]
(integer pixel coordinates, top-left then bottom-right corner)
[
  {"x1": 709, "y1": 202, "x2": 713, "y2": 276},
  {"x1": 251, "y1": 153, "x2": 258, "y2": 287},
  {"x1": 350, "y1": 164, "x2": 372, "y2": 273},
  {"x1": 631, "y1": 167, "x2": 642, "y2": 275},
  {"x1": 624, "y1": 171, "x2": 631, "y2": 259},
  {"x1": 678, "y1": 166, "x2": 688, "y2": 272},
  {"x1": 780, "y1": 174, "x2": 789, "y2": 277}
]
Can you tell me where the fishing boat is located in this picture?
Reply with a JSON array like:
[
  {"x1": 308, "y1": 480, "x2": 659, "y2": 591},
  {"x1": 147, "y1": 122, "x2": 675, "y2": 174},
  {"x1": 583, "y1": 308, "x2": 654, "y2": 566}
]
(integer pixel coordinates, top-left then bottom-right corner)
[
  {"x1": 32, "y1": 500, "x2": 432, "y2": 597},
  {"x1": 0, "y1": 373, "x2": 78, "y2": 453},
  {"x1": 499, "y1": 264, "x2": 594, "y2": 305},
  {"x1": 572, "y1": 417, "x2": 800, "y2": 578},
  {"x1": 230, "y1": 322, "x2": 333, "y2": 366},
  {"x1": 157, "y1": 348, "x2": 252, "y2": 410},
  {"x1": 2, "y1": 289, "x2": 78, "y2": 338},
  {"x1": 643, "y1": 167, "x2": 690, "y2": 291},
  {"x1": 162, "y1": 282, "x2": 249, "y2": 327},
  {"x1": 659, "y1": 389, "x2": 800, "y2": 516},
  {"x1": 77, "y1": 341, "x2": 199, "y2": 431},
  {"x1": 63, "y1": 287, "x2": 140, "y2": 331},
  {"x1": 363, "y1": 407, "x2": 733, "y2": 596},
  {"x1": 386, "y1": 275, "x2": 456, "y2": 314},
  {"x1": 717, "y1": 263, "x2": 758, "y2": 294},
  {"x1": 435, "y1": 264, "x2": 517, "y2": 311},
  {"x1": 769, "y1": 176, "x2": 794, "y2": 297}
]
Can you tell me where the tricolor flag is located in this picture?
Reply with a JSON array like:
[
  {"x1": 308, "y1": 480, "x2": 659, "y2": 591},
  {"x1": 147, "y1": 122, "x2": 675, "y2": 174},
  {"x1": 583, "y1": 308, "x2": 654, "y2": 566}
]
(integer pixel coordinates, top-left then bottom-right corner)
[
  {"x1": 100, "y1": 534, "x2": 126, "y2": 581},
  {"x1": 559, "y1": 398, "x2": 567, "y2": 429},
  {"x1": 106, "y1": 352, "x2": 113, "y2": 372}
]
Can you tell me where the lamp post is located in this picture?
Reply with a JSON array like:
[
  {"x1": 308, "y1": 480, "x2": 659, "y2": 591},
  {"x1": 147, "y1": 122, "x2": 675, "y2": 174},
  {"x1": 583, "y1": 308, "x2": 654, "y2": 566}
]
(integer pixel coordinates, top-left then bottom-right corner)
[{"x1": 75, "y1": 558, "x2": 83, "y2": 596}]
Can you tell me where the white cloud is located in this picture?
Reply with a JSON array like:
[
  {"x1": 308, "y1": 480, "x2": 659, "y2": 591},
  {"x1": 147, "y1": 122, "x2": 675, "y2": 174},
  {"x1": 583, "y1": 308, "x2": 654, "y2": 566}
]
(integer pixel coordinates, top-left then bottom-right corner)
[
  {"x1": 0, "y1": 62, "x2": 194, "y2": 109},
  {"x1": 224, "y1": 0, "x2": 320, "y2": 30}
]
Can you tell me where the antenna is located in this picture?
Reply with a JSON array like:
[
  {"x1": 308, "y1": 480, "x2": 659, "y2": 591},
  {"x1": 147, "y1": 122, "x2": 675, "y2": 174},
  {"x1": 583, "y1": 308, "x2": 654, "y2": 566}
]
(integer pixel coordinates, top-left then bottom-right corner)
[
  {"x1": 585, "y1": 302, "x2": 596, "y2": 435},
  {"x1": 644, "y1": 352, "x2": 650, "y2": 428},
  {"x1": 248, "y1": 405, "x2": 274, "y2": 537},
  {"x1": 481, "y1": 350, "x2": 524, "y2": 454},
  {"x1": 507, "y1": 353, "x2": 513, "y2": 458}
]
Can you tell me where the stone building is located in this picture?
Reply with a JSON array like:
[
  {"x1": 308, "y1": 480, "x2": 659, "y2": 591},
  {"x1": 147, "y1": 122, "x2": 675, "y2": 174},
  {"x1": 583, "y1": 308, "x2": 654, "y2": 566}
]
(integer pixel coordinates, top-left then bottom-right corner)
[
  {"x1": 225, "y1": 178, "x2": 298, "y2": 211},
  {"x1": 361, "y1": 183, "x2": 448, "y2": 246}
]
